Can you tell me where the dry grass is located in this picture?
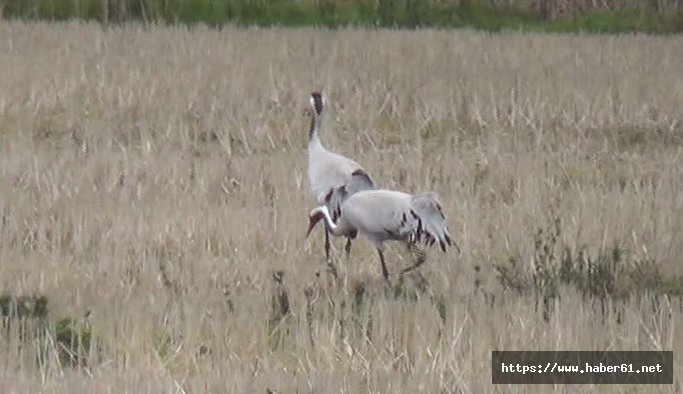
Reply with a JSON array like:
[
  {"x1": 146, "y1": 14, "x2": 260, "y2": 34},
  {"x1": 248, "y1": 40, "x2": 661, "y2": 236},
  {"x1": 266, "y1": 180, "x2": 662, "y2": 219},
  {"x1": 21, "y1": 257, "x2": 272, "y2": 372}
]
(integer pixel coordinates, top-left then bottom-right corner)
[{"x1": 0, "y1": 21, "x2": 682, "y2": 392}]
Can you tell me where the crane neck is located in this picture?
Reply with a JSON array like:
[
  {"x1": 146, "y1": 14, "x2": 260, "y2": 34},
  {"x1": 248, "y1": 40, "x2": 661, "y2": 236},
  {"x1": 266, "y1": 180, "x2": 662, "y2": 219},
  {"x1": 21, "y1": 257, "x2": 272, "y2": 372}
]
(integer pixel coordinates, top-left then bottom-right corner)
[
  {"x1": 319, "y1": 206, "x2": 342, "y2": 235},
  {"x1": 307, "y1": 205, "x2": 343, "y2": 239},
  {"x1": 308, "y1": 112, "x2": 322, "y2": 144}
]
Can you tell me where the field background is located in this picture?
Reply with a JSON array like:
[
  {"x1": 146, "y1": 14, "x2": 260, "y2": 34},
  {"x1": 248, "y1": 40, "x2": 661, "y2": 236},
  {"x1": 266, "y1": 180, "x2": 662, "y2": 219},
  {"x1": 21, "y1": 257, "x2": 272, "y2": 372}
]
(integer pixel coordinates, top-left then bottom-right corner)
[{"x1": 1, "y1": 21, "x2": 683, "y2": 392}]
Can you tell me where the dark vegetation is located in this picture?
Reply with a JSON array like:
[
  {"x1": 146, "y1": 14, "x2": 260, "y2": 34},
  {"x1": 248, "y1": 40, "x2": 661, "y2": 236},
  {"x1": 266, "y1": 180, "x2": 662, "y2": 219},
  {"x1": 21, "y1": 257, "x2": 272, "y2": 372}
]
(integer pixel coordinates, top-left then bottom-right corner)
[
  {"x1": 2, "y1": 0, "x2": 683, "y2": 33},
  {"x1": 1, "y1": 294, "x2": 93, "y2": 368},
  {"x1": 495, "y1": 212, "x2": 683, "y2": 321}
]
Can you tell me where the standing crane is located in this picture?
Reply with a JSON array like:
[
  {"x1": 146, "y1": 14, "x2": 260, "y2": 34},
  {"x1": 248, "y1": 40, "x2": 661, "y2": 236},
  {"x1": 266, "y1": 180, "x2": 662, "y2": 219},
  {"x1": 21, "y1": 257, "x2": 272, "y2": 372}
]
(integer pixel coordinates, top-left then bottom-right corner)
[
  {"x1": 306, "y1": 91, "x2": 374, "y2": 263},
  {"x1": 305, "y1": 181, "x2": 460, "y2": 281}
]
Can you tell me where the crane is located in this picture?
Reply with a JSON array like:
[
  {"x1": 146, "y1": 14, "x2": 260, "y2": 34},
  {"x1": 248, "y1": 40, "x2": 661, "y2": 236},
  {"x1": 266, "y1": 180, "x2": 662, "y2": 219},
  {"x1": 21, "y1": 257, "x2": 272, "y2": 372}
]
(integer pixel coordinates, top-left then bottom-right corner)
[
  {"x1": 306, "y1": 182, "x2": 459, "y2": 280},
  {"x1": 306, "y1": 91, "x2": 374, "y2": 263}
]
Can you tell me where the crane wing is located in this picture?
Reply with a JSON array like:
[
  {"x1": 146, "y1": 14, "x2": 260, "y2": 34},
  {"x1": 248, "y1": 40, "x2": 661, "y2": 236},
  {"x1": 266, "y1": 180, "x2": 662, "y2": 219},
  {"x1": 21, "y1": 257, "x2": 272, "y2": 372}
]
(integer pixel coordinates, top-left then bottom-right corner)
[
  {"x1": 409, "y1": 192, "x2": 458, "y2": 253},
  {"x1": 325, "y1": 169, "x2": 375, "y2": 222},
  {"x1": 344, "y1": 169, "x2": 374, "y2": 196}
]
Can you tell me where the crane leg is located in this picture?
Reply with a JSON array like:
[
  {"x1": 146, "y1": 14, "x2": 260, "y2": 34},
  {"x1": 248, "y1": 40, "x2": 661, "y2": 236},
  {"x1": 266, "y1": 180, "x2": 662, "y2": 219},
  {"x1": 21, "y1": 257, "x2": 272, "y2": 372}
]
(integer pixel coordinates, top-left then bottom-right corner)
[
  {"x1": 322, "y1": 225, "x2": 339, "y2": 280},
  {"x1": 377, "y1": 249, "x2": 390, "y2": 281},
  {"x1": 344, "y1": 238, "x2": 352, "y2": 263},
  {"x1": 324, "y1": 226, "x2": 331, "y2": 262},
  {"x1": 399, "y1": 243, "x2": 427, "y2": 275}
]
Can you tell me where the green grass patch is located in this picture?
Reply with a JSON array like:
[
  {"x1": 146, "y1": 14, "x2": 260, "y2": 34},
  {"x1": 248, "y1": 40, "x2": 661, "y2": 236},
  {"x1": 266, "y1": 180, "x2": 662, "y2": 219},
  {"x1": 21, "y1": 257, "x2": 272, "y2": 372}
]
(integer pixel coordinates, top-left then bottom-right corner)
[{"x1": 1, "y1": 0, "x2": 682, "y2": 33}]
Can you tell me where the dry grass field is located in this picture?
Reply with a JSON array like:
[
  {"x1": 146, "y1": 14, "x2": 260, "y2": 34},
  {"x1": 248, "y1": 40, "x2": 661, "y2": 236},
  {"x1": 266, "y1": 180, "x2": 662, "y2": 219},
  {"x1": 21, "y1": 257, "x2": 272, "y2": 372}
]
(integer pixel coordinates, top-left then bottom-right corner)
[{"x1": 0, "y1": 21, "x2": 682, "y2": 392}]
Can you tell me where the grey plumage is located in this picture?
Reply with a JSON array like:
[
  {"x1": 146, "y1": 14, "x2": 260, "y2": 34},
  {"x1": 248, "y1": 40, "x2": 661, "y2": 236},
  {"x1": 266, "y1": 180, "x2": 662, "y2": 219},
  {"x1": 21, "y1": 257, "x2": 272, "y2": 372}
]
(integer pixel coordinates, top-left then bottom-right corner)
[{"x1": 325, "y1": 169, "x2": 375, "y2": 222}]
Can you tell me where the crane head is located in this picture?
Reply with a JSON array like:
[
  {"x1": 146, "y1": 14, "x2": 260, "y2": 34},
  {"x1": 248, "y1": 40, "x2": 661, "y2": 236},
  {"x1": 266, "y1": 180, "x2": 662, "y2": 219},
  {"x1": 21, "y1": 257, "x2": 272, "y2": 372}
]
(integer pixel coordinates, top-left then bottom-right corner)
[
  {"x1": 309, "y1": 92, "x2": 324, "y2": 116},
  {"x1": 305, "y1": 206, "x2": 328, "y2": 238}
]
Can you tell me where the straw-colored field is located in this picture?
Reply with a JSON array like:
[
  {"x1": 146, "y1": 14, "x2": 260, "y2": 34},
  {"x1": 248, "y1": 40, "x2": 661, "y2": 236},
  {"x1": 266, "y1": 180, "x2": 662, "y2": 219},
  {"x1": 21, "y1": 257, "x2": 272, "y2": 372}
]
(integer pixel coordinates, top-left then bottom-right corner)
[{"x1": 0, "y1": 22, "x2": 682, "y2": 392}]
